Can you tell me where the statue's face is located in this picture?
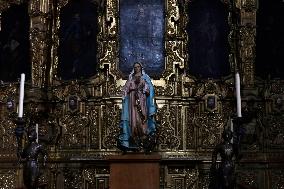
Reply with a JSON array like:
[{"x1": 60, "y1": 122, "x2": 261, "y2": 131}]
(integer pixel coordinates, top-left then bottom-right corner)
[{"x1": 134, "y1": 63, "x2": 141, "y2": 74}]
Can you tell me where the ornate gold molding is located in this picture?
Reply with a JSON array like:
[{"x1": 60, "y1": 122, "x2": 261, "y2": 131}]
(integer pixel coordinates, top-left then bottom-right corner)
[
  {"x1": 1, "y1": 0, "x2": 283, "y2": 188},
  {"x1": 99, "y1": 0, "x2": 119, "y2": 79},
  {"x1": 29, "y1": 0, "x2": 52, "y2": 87},
  {"x1": 237, "y1": 0, "x2": 256, "y2": 87},
  {"x1": 50, "y1": 0, "x2": 107, "y2": 84},
  {"x1": 164, "y1": 166, "x2": 199, "y2": 189},
  {"x1": 0, "y1": 84, "x2": 18, "y2": 154},
  {"x1": 0, "y1": 169, "x2": 16, "y2": 189},
  {"x1": 99, "y1": 0, "x2": 186, "y2": 83},
  {"x1": 163, "y1": 0, "x2": 185, "y2": 80}
]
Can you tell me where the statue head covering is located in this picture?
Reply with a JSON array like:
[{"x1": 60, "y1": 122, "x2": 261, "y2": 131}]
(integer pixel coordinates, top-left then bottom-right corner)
[{"x1": 128, "y1": 62, "x2": 146, "y2": 80}]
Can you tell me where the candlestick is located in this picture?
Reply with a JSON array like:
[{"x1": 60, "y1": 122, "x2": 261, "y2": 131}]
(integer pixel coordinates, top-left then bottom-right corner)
[
  {"x1": 235, "y1": 72, "x2": 242, "y2": 117},
  {"x1": 36, "y1": 124, "x2": 39, "y2": 143},
  {"x1": 18, "y1": 73, "x2": 25, "y2": 118}
]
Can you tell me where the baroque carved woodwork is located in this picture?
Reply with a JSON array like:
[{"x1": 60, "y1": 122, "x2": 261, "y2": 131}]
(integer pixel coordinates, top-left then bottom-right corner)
[{"x1": 0, "y1": 0, "x2": 283, "y2": 188}]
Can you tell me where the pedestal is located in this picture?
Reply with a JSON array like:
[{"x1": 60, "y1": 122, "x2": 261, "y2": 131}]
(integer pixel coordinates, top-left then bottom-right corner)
[{"x1": 108, "y1": 153, "x2": 161, "y2": 189}]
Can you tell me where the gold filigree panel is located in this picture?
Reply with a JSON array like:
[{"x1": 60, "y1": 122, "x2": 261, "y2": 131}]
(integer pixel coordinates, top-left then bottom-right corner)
[
  {"x1": 262, "y1": 81, "x2": 284, "y2": 149},
  {"x1": 60, "y1": 112, "x2": 89, "y2": 148},
  {"x1": 155, "y1": 84, "x2": 174, "y2": 96},
  {"x1": 236, "y1": 169, "x2": 260, "y2": 189},
  {"x1": 49, "y1": 83, "x2": 91, "y2": 148},
  {"x1": 264, "y1": 114, "x2": 284, "y2": 149},
  {"x1": 83, "y1": 168, "x2": 109, "y2": 189},
  {"x1": 264, "y1": 81, "x2": 284, "y2": 113},
  {"x1": 197, "y1": 170, "x2": 210, "y2": 189},
  {"x1": 241, "y1": 0, "x2": 257, "y2": 12},
  {"x1": 185, "y1": 105, "x2": 198, "y2": 149},
  {"x1": 0, "y1": 119, "x2": 17, "y2": 152},
  {"x1": 271, "y1": 170, "x2": 284, "y2": 189},
  {"x1": 165, "y1": 166, "x2": 199, "y2": 189},
  {"x1": 0, "y1": 169, "x2": 16, "y2": 189},
  {"x1": 0, "y1": 85, "x2": 17, "y2": 116},
  {"x1": 0, "y1": 85, "x2": 18, "y2": 154},
  {"x1": 195, "y1": 114, "x2": 224, "y2": 149},
  {"x1": 157, "y1": 105, "x2": 180, "y2": 150},
  {"x1": 101, "y1": 103, "x2": 121, "y2": 149},
  {"x1": 63, "y1": 168, "x2": 83, "y2": 188},
  {"x1": 87, "y1": 105, "x2": 100, "y2": 149},
  {"x1": 59, "y1": 166, "x2": 110, "y2": 189},
  {"x1": 169, "y1": 105, "x2": 183, "y2": 150}
]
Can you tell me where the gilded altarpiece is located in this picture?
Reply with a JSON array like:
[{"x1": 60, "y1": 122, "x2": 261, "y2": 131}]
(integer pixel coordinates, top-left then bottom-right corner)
[{"x1": 0, "y1": 0, "x2": 283, "y2": 188}]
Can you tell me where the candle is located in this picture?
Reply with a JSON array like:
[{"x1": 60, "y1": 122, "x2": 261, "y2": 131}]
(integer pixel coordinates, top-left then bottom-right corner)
[
  {"x1": 18, "y1": 73, "x2": 25, "y2": 118},
  {"x1": 235, "y1": 72, "x2": 242, "y2": 117},
  {"x1": 230, "y1": 117, "x2": 233, "y2": 143},
  {"x1": 36, "y1": 124, "x2": 39, "y2": 143}
]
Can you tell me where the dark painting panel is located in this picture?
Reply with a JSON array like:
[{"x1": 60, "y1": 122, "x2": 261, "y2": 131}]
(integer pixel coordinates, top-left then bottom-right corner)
[
  {"x1": 187, "y1": 0, "x2": 230, "y2": 79},
  {"x1": 119, "y1": 0, "x2": 165, "y2": 78},
  {"x1": 256, "y1": 0, "x2": 284, "y2": 79},
  {"x1": 0, "y1": 3, "x2": 30, "y2": 82},
  {"x1": 58, "y1": 0, "x2": 98, "y2": 80}
]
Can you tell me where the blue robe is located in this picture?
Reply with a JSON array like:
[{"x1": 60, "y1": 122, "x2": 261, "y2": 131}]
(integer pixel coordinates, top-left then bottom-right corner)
[{"x1": 119, "y1": 73, "x2": 156, "y2": 148}]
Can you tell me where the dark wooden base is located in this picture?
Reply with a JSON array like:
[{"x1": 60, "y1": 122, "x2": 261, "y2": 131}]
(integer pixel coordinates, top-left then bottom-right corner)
[{"x1": 108, "y1": 153, "x2": 161, "y2": 189}]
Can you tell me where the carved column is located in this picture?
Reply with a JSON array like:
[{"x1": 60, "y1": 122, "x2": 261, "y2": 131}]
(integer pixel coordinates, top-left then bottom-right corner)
[
  {"x1": 29, "y1": 0, "x2": 52, "y2": 87},
  {"x1": 99, "y1": 0, "x2": 119, "y2": 79},
  {"x1": 163, "y1": 0, "x2": 185, "y2": 82},
  {"x1": 239, "y1": 0, "x2": 257, "y2": 87}
]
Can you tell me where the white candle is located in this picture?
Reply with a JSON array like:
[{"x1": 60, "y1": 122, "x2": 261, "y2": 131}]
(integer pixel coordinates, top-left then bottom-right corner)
[
  {"x1": 235, "y1": 72, "x2": 242, "y2": 117},
  {"x1": 36, "y1": 123, "x2": 39, "y2": 143},
  {"x1": 230, "y1": 118, "x2": 233, "y2": 143},
  {"x1": 18, "y1": 73, "x2": 25, "y2": 118}
]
